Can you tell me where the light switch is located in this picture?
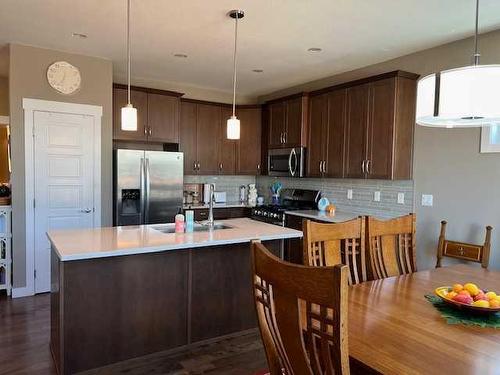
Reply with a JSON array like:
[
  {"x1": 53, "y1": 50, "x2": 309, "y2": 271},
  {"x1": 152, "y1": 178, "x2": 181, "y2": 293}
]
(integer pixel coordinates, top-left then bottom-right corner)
[
  {"x1": 374, "y1": 191, "x2": 381, "y2": 202},
  {"x1": 397, "y1": 193, "x2": 405, "y2": 204},
  {"x1": 421, "y1": 194, "x2": 433, "y2": 207},
  {"x1": 347, "y1": 189, "x2": 353, "y2": 200}
]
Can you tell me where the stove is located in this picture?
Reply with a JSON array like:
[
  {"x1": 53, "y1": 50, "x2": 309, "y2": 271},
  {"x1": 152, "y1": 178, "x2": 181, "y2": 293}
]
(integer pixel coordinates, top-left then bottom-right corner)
[{"x1": 250, "y1": 189, "x2": 321, "y2": 226}]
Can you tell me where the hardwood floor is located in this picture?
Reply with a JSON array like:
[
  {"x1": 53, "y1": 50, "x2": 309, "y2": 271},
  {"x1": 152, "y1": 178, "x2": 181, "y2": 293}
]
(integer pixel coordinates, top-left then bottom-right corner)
[{"x1": 0, "y1": 293, "x2": 267, "y2": 375}]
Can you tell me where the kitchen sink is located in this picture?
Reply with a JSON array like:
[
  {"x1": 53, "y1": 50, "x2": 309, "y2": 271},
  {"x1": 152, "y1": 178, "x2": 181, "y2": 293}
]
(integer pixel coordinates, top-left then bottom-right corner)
[{"x1": 152, "y1": 223, "x2": 233, "y2": 234}]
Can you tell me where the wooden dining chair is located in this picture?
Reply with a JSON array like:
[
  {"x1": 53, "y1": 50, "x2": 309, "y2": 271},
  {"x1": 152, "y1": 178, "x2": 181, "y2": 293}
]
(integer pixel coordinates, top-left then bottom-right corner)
[
  {"x1": 303, "y1": 217, "x2": 367, "y2": 285},
  {"x1": 436, "y1": 220, "x2": 492, "y2": 268},
  {"x1": 251, "y1": 241, "x2": 350, "y2": 375},
  {"x1": 367, "y1": 214, "x2": 416, "y2": 279}
]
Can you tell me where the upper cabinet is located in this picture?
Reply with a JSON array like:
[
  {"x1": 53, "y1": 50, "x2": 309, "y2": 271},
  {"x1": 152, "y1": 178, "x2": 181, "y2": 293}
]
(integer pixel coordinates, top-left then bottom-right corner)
[
  {"x1": 307, "y1": 90, "x2": 347, "y2": 178},
  {"x1": 345, "y1": 74, "x2": 418, "y2": 180},
  {"x1": 266, "y1": 93, "x2": 308, "y2": 149},
  {"x1": 180, "y1": 100, "x2": 261, "y2": 176},
  {"x1": 306, "y1": 71, "x2": 418, "y2": 180},
  {"x1": 236, "y1": 107, "x2": 262, "y2": 175},
  {"x1": 113, "y1": 85, "x2": 182, "y2": 143}
]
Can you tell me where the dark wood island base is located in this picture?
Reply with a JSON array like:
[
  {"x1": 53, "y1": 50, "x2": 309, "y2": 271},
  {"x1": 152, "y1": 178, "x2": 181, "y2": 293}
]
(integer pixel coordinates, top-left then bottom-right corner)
[{"x1": 50, "y1": 240, "x2": 281, "y2": 375}]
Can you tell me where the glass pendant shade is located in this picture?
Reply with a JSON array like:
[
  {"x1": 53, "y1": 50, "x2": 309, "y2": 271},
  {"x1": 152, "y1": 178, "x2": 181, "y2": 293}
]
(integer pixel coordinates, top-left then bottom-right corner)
[
  {"x1": 416, "y1": 65, "x2": 500, "y2": 128},
  {"x1": 227, "y1": 115, "x2": 240, "y2": 139},
  {"x1": 121, "y1": 103, "x2": 137, "y2": 131}
]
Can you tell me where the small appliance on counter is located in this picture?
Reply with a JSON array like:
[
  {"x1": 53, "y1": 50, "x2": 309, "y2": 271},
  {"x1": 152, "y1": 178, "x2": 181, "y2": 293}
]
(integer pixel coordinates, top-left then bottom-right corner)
[
  {"x1": 183, "y1": 183, "x2": 203, "y2": 205},
  {"x1": 239, "y1": 185, "x2": 247, "y2": 203},
  {"x1": 248, "y1": 184, "x2": 257, "y2": 206},
  {"x1": 250, "y1": 188, "x2": 320, "y2": 226}
]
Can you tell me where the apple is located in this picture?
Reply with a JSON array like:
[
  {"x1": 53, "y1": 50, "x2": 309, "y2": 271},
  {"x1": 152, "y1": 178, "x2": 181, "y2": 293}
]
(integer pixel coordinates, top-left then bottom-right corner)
[{"x1": 453, "y1": 294, "x2": 473, "y2": 305}]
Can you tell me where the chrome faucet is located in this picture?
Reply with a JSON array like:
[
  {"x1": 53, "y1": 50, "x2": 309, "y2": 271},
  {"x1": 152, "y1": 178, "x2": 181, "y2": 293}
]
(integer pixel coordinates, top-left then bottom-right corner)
[{"x1": 207, "y1": 183, "x2": 215, "y2": 228}]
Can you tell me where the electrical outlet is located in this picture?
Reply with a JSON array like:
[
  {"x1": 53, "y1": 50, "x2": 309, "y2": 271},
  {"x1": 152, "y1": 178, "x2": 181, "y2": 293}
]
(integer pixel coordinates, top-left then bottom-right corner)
[
  {"x1": 397, "y1": 192, "x2": 405, "y2": 204},
  {"x1": 421, "y1": 194, "x2": 433, "y2": 207},
  {"x1": 347, "y1": 189, "x2": 353, "y2": 200},
  {"x1": 374, "y1": 191, "x2": 381, "y2": 202}
]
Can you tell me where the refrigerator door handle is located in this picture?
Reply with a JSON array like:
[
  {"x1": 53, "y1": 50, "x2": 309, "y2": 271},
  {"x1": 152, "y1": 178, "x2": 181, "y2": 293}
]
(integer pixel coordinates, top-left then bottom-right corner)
[
  {"x1": 139, "y1": 157, "x2": 146, "y2": 223},
  {"x1": 144, "y1": 158, "x2": 151, "y2": 223}
]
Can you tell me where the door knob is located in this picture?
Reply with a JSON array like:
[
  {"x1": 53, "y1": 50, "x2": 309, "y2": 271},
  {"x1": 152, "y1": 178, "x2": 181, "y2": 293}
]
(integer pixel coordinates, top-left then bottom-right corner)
[{"x1": 81, "y1": 208, "x2": 92, "y2": 213}]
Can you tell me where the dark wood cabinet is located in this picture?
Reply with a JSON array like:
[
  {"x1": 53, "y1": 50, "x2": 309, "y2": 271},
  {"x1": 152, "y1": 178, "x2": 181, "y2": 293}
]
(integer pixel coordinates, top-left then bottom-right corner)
[
  {"x1": 113, "y1": 85, "x2": 181, "y2": 143},
  {"x1": 180, "y1": 101, "x2": 198, "y2": 173},
  {"x1": 236, "y1": 107, "x2": 262, "y2": 175},
  {"x1": 189, "y1": 207, "x2": 250, "y2": 221},
  {"x1": 113, "y1": 88, "x2": 148, "y2": 141},
  {"x1": 147, "y1": 93, "x2": 180, "y2": 143},
  {"x1": 196, "y1": 104, "x2": 221, "y2": 174},
  {"x1": 219, "y1": 108, "x2": 237, "y2": 175},
  {"x1": 345, "y1": 84, "x2": 370, "y2": 178},
  {"x1": 266, "y1": 93, "x2": 308, "y2": 149},
  {"x1": 344, "y1": 74, "x2": 417, "y2": 180},
  {"x1": 307, "y1": 90, "x2": 346, "y2": 178},
  {"x1": 268, "y1": 102, "x2": 286, "y2": 148}
]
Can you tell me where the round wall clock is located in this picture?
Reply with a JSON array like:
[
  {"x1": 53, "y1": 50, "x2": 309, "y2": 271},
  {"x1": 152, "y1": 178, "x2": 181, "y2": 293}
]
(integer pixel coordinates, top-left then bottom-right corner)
[{"x1": 46, "y1": 61, "x2": 81, "y2": 95}]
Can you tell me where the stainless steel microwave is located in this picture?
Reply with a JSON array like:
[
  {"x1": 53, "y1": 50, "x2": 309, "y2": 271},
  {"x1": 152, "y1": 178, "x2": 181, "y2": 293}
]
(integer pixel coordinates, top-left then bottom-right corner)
[{"x1": 268, "y1": 147, "x2": 306, "y2": 177}]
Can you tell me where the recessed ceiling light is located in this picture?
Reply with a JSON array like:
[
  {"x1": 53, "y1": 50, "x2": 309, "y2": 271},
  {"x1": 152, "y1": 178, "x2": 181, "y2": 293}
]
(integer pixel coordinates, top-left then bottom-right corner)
[
  {"x1": 174, "y1": 53, "x2": 188, "y2": 58},
  {"x1": 72, "y1": 32, "x2": 87, "y2": 39},
  {"x1": 252, "y1": 69, "x2": 264, "y2": 73},
  {"x1": 308, "y1": 47, "x2": 322, "y2": 52}
]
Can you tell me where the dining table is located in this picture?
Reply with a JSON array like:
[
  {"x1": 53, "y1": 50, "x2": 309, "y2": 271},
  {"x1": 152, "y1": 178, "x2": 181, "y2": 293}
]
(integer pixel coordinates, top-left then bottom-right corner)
[{"x1": 337, "y1": 264, "x2": 500, "y2": 374}]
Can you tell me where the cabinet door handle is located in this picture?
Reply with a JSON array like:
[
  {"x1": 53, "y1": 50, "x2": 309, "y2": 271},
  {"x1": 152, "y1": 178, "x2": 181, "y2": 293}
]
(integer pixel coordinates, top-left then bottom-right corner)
[
  {"x1": 284, "y1": 132, "x2": 287, "y2": 144},
  {"x1": 280, "y1": 132, "x2": 283, "y2": 144},
  {"x1": 193, "y1": 161, "x2": 197, "y2": 171},
  {"x1": 366, "y1": 160, "x2": 371, "y2": 174},
  {"x1": 319, "y1": 161, "x2": 322, "y2": 173},
  {"x1": 144, "y1": 127, "x2": 148, "y2": 135},
  {"x1": 362, "y1": 160, "x2": 366, "y2": 174},
  {"x1": 197, "y1": 162, "x2": 201, "y2": 171},
  {"x1": 257, "y1": 163, "x2": 261, "y2": 171},
  {"x1": 149, "y1": 128, "x2": 152, "y2": 136},
  {"x1": 219, "y1": 163, "x2": 223, "y2": 171},
  {"x1": 323, "y1": 161, "x2": 327, "y2": 173}
]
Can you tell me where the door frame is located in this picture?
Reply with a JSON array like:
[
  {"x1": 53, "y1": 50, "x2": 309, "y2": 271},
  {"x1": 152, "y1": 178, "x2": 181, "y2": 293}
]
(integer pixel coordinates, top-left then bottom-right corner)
[{"x1": 18, "y1": 98, "x2": 102, "y2": 297}]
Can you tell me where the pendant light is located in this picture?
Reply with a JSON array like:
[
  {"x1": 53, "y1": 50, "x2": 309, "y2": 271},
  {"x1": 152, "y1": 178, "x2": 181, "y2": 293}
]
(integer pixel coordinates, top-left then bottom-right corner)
[
  {"x1": 227, "y1": 10, "x2": 244, "y2": 140},
  {"x1": 121, "y1": 0, "x2": 137, "y2": 131},
  {"x1": 416, "y1": 0, "x2": 500, "y2": 128}
]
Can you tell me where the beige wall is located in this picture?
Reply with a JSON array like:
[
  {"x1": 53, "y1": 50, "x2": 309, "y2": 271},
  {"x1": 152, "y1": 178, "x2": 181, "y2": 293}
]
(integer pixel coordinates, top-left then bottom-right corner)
[
  {"x1": 262, "y1": 29, "x2": 500, "y2": 271},
  {"x1": 0, "y1": 76, "x2": 8, "y2": 116},
  {"x1": 9, "y1": 44, "x2": 113, "y2": 288}
]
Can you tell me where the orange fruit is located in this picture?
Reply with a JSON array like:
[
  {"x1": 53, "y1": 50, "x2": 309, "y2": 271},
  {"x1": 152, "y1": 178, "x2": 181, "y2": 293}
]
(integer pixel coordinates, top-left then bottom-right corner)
[
  {"x1": 445, "y1": 291, "x2": 458, "y2": 299},
  {"x1": 489, "y1": 299, "x2": 500, "y2": 308},
  {"x1": 472, "y1": 300, "x2": 490, "y2": 308},
  {"x1": 459, "y1": 290, "x2": 471, "y2": 297},
  {"x1": 452, "y1": 284, "x2": 464, "y2": 293},
  {"x1": 464, "y1": 283, "x2": 480, "y2": 296}
]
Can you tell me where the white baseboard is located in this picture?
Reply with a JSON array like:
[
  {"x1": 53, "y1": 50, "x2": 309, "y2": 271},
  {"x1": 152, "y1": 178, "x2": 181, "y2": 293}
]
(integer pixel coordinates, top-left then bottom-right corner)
[{"x1": 12, "y1": 286, "x2": 34, "y2": 298}]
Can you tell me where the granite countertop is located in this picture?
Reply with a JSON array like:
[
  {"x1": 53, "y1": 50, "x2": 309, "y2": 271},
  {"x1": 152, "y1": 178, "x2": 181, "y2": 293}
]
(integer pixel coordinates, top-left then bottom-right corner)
[
  {"x1": 183, "y1": 201, "x2": 252, "y2": 210},
  {"x1": 285, "y1": 210, "x2": 359, "y2": 223},
  {"x1": 47, "y1": 218, "x2": 302, "y2": 262}
]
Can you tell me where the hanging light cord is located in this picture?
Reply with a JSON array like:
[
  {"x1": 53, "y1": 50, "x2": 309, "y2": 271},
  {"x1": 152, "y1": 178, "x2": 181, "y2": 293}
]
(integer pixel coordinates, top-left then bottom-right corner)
[
  {"x1": 473, "y1": 0, "x2": 480, "y2": 65},
  {"x1": 231, "y1": 13, "x2": 239, "y2": 117},
  {"x1": 127, "y1": 0, "x2": 131, "y2": 105}
]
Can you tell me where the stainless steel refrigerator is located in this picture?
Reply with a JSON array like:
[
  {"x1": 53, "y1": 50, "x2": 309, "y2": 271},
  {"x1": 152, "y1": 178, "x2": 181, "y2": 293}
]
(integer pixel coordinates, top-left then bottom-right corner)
[{"x1": 114, "y1": 149, "x2": 183, "y2": 226}]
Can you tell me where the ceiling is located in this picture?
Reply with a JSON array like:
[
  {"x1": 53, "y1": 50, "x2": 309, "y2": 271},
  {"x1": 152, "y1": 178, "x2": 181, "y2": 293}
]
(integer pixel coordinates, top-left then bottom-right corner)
[{"x1": 1, "y1": 0, "x2": 500, "y2": 98}]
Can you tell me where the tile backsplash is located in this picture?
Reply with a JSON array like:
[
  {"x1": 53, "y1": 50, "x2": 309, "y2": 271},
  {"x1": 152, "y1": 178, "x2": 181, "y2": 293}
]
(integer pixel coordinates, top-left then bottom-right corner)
[
  {"x1": 256, "y1": 176, "x2": 414, "y2": 218},
  {"x1": 184, "y1": 175, "x2": 256, "y2": 202}
]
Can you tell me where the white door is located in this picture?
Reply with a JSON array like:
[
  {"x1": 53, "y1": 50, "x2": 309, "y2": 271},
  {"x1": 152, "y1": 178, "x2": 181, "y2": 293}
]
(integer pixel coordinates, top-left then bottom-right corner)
[{"x1": 33, "y1": 111, "x2": 95, "y2": 293}]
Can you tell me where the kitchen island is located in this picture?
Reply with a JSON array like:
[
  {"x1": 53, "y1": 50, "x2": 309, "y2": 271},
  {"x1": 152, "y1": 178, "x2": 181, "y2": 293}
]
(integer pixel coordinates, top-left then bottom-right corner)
[{"x1": 48, "y1": 218, "x2": 302, "y2": 375}]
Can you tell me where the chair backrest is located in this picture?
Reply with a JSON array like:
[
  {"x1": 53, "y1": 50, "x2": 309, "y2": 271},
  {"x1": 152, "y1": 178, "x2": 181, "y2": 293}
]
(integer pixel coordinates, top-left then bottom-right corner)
[
  {"x1": 367, "y1": 214, "x2": 416, "y2": 279},
  {"x1": 303, "y1": 217, "x2": 367, "y2": 285},
  {"x1": 251, "y1": 241, "x2": 350, "y2": 375},
  {"x1": 436, "y1": 220, "x2": 492, "y2": 269}
]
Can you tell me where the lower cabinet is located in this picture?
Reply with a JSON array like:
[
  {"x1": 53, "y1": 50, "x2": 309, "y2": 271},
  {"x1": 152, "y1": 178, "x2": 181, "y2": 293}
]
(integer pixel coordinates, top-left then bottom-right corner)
[
  {"x1": 284, "y1": 214, "x2": 304, "y2": 264},
  {"x1": 187, "y1": 207, "x2": 250, "y2": 221}
]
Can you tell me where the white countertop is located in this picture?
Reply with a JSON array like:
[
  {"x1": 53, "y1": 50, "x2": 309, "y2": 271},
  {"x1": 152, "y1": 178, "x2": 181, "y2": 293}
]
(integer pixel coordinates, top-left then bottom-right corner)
[
  {"x1": 47, "y1": 218, "x2": 302, "y2": 262},
  {"x1": 285, "y1": 210, "x2": 360, "y2": 223},
  {"x1": 183, "y1": 202, "x2": 252, "y2": 210}
]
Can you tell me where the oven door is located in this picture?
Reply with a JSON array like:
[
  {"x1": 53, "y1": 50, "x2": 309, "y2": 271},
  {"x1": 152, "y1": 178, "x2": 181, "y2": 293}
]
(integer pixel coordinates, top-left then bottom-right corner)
[{"x1": 268, "y1": 148, "x2": 305, "y2": 177}]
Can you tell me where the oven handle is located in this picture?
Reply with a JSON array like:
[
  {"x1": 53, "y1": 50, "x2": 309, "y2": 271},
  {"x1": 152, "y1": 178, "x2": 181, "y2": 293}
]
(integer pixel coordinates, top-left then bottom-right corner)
[{"x1": 289, "y1": 148, "x2": 297, "y2": 177}]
